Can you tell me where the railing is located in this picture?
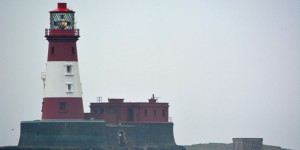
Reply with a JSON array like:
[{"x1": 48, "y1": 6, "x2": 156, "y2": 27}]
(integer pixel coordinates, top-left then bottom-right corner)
[
  {"x1": 45, "y1": 28, "x2": 79, "y2": 36},
  {"x1": 97, "y1": 97, "x2": 102, "y2": 103},
  {"x1": 169, "y1": 117, "x2": 172, "y2": 122},
  {"x1": 41, "y1": 72, "x2": 46, "y2": 89},
  {"x1": 41, "y1": 72, "x2": 46, "y2": 80}
]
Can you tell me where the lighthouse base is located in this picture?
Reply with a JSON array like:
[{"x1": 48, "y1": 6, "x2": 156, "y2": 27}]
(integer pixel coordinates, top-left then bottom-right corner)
[{"x1": 18, "y1": 120, "x2": 184, "y2": 150}]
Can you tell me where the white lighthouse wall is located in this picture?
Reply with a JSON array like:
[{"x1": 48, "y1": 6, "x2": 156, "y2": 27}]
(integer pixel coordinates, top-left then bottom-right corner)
[{"x1": 44, "y1": 61, "x2": 82, "y2": 97}]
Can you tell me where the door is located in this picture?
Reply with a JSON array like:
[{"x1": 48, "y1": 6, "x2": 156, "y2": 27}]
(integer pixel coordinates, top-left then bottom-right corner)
[{"x1": 128, "y1": 108, "x2": 134, "y2": 122}]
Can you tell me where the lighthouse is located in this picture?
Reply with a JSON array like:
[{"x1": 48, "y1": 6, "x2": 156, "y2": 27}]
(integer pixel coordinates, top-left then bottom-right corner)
[
  {"x1": 19, "y1": 3, "x2": 182, "y2": 149},
  {"x1": 41, "y1": 3, "x2": 84, "y2": 119}
]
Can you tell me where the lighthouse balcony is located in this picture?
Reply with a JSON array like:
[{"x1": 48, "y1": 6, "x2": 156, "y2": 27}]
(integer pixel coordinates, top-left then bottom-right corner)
[{"x1": 45, "y1": 29, "x2": 79, "y2": 36}]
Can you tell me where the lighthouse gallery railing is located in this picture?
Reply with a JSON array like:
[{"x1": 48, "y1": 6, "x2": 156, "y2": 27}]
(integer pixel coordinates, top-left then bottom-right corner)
[{"x1": 45, "y1": 29, "x2": 79, "y2": 36}]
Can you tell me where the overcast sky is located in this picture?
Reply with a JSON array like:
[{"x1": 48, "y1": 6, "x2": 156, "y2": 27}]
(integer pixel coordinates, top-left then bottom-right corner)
[{"x1": 0, "y1": 0, "x2": 299, "y2": 149}]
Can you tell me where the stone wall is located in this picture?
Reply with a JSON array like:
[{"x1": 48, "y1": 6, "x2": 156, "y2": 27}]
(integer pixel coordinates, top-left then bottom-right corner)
[
  {"x1": 18, "y1": 120, "x2": 183, "y2": 150},
  {"x1": 134, "y1": 123, "x2": 176, "y2": 146},
  {"x1": 19, "y1": 120, "x2": 107, "y2": 148},
  {"x1": 105, "y1": 123, "x2": 176, "y2": 147}
]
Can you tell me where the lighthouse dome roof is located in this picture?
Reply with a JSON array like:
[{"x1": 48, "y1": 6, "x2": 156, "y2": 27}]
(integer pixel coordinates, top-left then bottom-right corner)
[{"x1": 50, "y1": 3, "x2": 74, "y2": 13}]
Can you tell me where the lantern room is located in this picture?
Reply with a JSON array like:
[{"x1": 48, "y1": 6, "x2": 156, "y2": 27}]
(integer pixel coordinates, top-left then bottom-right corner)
[{"x1": 50, "y1": 3, "x2": 75, "y2": 30}]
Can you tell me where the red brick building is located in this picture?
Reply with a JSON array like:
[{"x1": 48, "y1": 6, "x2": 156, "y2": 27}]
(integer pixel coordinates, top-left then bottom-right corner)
[{"x1": 84, "y1": 94, "x2": 169, "y2": 123}]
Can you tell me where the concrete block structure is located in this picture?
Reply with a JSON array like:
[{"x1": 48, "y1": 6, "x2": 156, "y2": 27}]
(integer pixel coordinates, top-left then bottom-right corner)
[
  {"x1": 18, "y1": 120, "x2": 181, "y2": 149},
  {"x1": 233, "y1": 138, "x2": 263, "y2": 150}
]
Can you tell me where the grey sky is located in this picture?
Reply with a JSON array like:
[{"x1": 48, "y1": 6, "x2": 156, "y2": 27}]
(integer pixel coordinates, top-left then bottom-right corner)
[{"x1": 0, "y1": 0, "x2": 299, "y2": 149}]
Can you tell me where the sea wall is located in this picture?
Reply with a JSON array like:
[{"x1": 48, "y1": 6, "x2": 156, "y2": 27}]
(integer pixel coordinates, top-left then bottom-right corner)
[
  {"x1": 18, "y1": 120, "x2": 183, "y2": 150},
  {"x1": 105, "y1": 123, "x2": 176, "y2": 147},
  {"x1": 18, "y1": 120, "x2": 107, "y2": 148}
]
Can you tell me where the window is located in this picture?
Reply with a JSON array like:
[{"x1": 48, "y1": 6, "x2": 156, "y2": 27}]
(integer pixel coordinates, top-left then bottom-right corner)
[
  {"x1": 106, "y1": 108, "x2": 117, "y2": 113},
  {"x1": 66, "y1": 83, "x2": 73, "y2": 92},
  {"x1": 94, "y1": 108, "x2": 104, "y2": 114},
  {"x1": 111, "y1": 108, "x2": 117, "y2": 113},
  {"x1": 67, "y1": 84, "x2": 72, "y2": 91},
  {"x1": 162, "y1": 110, "x2": 166, "y2": 117},
  {"x1": 72, "y1": 47, "x2": 76, "y2": 55},
  {"x1": 41, "y1": 102, "x2": 44, "y2": 112},
  {"x1": 100, "y1": 108, "x2": 104, "y2": 113},
  {"x1": 153, "y1": 110, "x2": 157, "y2": 117},
  {"x1": 66, "y1": 65, "x2": 72, "y2": 73},
  {"x1": 59, "y1": 102, "x2": 66, "y2": 110},
  {"x1": 144, "y1": 109, "x2": 148, "y2": 117},
  {"x1": 65, "y1": 64, "x2": 74, "y2": 76},
  {"x1": 51, "y1": 47, "x2": 55, "y2": 54}
]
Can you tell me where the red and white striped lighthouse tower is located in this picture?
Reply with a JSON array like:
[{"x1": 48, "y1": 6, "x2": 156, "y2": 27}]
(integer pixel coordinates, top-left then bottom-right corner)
[{"x1": 41, "y1": 3, "x2": 84, "y2": 119}]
